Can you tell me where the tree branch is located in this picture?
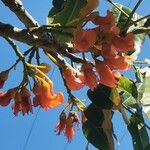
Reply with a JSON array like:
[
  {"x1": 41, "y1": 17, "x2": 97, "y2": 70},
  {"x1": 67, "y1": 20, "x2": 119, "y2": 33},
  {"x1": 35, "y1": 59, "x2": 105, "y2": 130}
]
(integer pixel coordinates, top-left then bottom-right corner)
[
  {"x1": 0, "y1": 22, "x2": 68, "y2": 67},
  {"x1": 0, "y1": 22, "x2": 87, "y2": 65},
  {"x1": 0, "y1": 22, "x2": 47, "y2": 47},
  {"x1": 1, "y1": 0, "x2": 39, "y2": 28}
]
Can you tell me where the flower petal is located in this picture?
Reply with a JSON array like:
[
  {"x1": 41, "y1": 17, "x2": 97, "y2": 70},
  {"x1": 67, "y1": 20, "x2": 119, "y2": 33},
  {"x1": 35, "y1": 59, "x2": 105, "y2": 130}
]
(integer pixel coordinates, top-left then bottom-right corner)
[
  {"x1": 104, "y1": 56, "x2": 131, "y2": 70},
  {"x1": 96, "y1": 61, "x2": 118, "y2": 87},
  {"x1": 62, "y1": 67, "x2": 85, "y2": 90},
  {"x1": 82, "y1": 63, "x2": 98, "y2": 90},
  {"x1": 92, "y1": 11, "x2": 115, "y2": 30},
  {"x1": 112, "y1": 33, "x2": 134, "y2": 52},
  {"x1": 74, "y1": 29, "x2": 96, "y2": 51}
]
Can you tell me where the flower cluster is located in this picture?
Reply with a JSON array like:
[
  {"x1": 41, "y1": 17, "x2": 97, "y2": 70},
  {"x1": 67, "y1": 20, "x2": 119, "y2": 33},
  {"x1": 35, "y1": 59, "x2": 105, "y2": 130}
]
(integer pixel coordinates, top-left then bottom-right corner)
[
  {"x1": 62, "y1": 11, "x2": 134, "y2": 90},
  {"x1": 55, "y1": 111, "x2": 80, "y2": 142},
  {"x1": 0, "y1": 63, "x2": 64, "y2": 116}
]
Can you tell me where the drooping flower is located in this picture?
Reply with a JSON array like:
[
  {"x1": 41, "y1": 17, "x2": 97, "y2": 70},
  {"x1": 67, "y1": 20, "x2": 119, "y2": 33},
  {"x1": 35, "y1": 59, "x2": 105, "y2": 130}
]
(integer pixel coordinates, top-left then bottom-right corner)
[
  {"x1": 0, "y1": 88, "x2": 16, "y2": 107},
  {"x1": 64, "y1": 112, "x2": 80, "y2": 142},
  {"x1": 55, "y1": 111, "x2": 80, "y2": 142},
  {"x1": 33, "y1": 76, "x2": 64, "y2": 110},
  {"x1": 64, "y1": 114, "x2": 75, "y2": 142},
  {"x1": 12, "y1": 87, "x2": 33, "y2": 116},
  {"x1": 62, "y1": 66, "x2": 85, "y2": 90},
  {"x1": 20, "y1": 86, "x2": 33, "y2": 115},
  {"x1": 81, "y1": 63, "x2": 98, "y2": 90},
  {"x1": 0, "y1": 70, "x2": 9, "y2": 89},
  {"x1": 55, "y1": 111, "x2": 66, "y2": 135},
  {"x1": 95, "y1": 61, "x2": 121, "y2": 87},
  {"x1": 74, "y1": 29, "x2": 96, "y2": 51},
  {"x1": 12, "y1": 91, "x2": 22, "y2": 116}
]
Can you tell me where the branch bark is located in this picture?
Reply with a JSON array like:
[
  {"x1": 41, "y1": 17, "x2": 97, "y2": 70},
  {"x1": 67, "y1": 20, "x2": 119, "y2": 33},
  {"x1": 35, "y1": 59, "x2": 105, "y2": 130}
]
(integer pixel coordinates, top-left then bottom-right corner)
[{"x1": 1, "y1": 0, "x2": 39, "y2": 28}]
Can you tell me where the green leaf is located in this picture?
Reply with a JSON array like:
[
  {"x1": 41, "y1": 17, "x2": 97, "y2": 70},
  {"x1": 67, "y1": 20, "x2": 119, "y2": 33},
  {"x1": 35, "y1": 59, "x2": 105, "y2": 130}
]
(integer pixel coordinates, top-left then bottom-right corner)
[
  {"x1": 52, "y1": 0, "x2": 65, "y2": 9},
  {"x1": 118, "y1": 76, "x2": 139, "y2": 108},
  {"x1": 47, "y1": 0, "x2": 87, "y2": 43},
  {"x1": 118, "y1": 76, "x2": 138, "y2": 99},
  {"x1": 82, "y1": 120, "x2": 109, "y2": 150},
  {"x1": 47, "y1": 7, "x2": 61, "y2": 24},
  {"x1": 144, "y1": 18, "x2": 150, "y2": 28},
  {"x1": 87, "y1": 84, "x2": 114, "y2": 109},
  {"x1": 111, "y1": 3, "x2": 147, "y2": 60},
  {"x1": 144, "y1": 144, "x2": 150, "y2": 150},
  {"x1": 140, "y1": 76, "x2": 150, "y2": 119},
  {"x1": 127, "y1": 115, "x2": 149, "y2": 150},
  {"x1": 84, "y1": 103, "x2": 104, "y2": 127}
]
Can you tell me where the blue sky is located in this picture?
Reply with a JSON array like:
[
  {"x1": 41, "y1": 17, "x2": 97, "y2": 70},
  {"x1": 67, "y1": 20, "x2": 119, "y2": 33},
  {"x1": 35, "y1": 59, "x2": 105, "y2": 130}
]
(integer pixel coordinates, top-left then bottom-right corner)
[{"x1": 0, "y1": 0, "x2": 150, "y2": 150}]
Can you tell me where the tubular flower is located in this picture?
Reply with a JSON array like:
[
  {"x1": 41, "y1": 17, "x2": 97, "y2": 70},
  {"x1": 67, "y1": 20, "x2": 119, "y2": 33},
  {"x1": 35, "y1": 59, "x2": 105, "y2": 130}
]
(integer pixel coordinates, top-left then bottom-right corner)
[
  {"x1": 55, "y1": 111, "x2": 66, "y2": 135},
  {"x1": 0, "y1": 88, "x2": 16, "y2": 107},
  {"x1": 74, "y1": 29, "x2": 96, "y2": 51},
  {"x1": 12, "y1": 91, "x2": 22, "y2": 116},
  {"x1": 81, "y1": 63, "x2": 98, "y2": 90},
  {"x1": 62, "y1": 67, "x2": 85, "y2": 90},
  {"x1": 95, "y1": 61, "x2": 121, "y2": 87},
  {"x1": 12, "y1": 87, "x2": 32, "y2": 116},
  {"x1": 0, "y1": 70, "x2": 9, "y2": 89},
  {"x1": 20, "y1": 86, "x2": 33, "y2": 115},
  {"x1": 33, "y1": 77, "x2": 64, "y2": 110},
  {"x1": 65, "y1": 112, "x2": 80, "y2": 142},
  {"x1": 104, "y1": 55, "x2": 131, "y2": 70}
]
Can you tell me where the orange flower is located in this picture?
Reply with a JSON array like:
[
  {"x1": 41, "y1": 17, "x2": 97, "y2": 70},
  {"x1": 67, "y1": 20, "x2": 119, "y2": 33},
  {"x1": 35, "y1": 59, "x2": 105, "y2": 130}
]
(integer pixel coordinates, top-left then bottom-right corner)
[
  {"x1": 81, "y1": 63, "x2": 98, "y2": 90},
  {"x1": 55, "y1": 111, "x2": 66, "y2": 135},
  {"x1": 112, "y1": 31, "x2": 134, "y2": 53},
  {"x1": 64, "y1": 114, "x2": 75, "y2": 142},
  {"x1": 74, "y1": 29, "x2": 96, "y2": 51},
  {"x1": 95, "y1": 61, "x2": 120, "y2": 87},
  {"x1": 0, "y1": 70, "x2": 9, "y2": 89},
  {"x1": 92, "y1": 10, "x2": 115, "y2": 30},
  {"x1": 20, "y1": 86, "x2": 33, "y2": 115},
  {"x1": 64, "y1": 112, "x2": 80, "y2": 142},
  {"x1": 12, "y1": 91, "x2": 22, "y2": 116},
  {"x1": 98, "y1": 27, "x2": 134, "y2": 58},
  {"x1": 0, "y1": 88, "x2": 16, "y2": 107},
  {"x1": 33, "y1": 77, "x2": 64, "y2": 110},
  {"x1": 91, "y1": 11, "x2": 134, "y2": 58},
  {"x1": 62, "y1": 67, "x2": 85, "y2": 90},
  {"x1": 104, "y1": 55, "x2": 131, "y2": 70},
  {"x1": 12, "y1": 87, "x2": 32, "y2": 116}
]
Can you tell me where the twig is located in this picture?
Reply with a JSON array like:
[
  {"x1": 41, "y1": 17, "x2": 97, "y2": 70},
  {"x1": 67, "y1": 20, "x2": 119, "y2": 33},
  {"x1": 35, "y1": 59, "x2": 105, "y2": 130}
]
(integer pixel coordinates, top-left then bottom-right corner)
[
  {"x1": 106, "y1": 0, "x2": 130, "y2": 18},
  {"x1": 123, "y1": 0, "x2": 143, "y2": 29},
  {"x1": 122, "y1": 104, "x2": 150, "y2": 130},
  {"x1": 1, "y1": 0, "x2": 39, "y2": 28},
  {"x1": 133, "y1": 27, "x2": 150, "y2": 34},
  {"x1": 5, "y1": 37, "x2": 24, "y2": 61},
  {"x1": 119, "y1": 108, "x2": 130, "y2": 125}
]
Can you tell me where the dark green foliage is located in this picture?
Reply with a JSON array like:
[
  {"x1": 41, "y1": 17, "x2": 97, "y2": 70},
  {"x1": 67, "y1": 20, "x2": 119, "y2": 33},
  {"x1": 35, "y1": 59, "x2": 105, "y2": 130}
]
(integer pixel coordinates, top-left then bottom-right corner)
[
  {"x1": 87, "y1": 84, "x2": 113, "y2": 109},
  {"x1": 84, "y1": 103, "x2": 104, "y2": 127},
  {"x1": 82, "y1": 120, "x2": 109, "y2": 150},
  {"x1": 127, "y1": 115, "x2": 149, "y2": 150},
  {"x1": 144, "y1": 18, "x2": 150, "y2": 28},
  {"x1": 52, "y1": 0, "x2": 65, "y2": 9}
]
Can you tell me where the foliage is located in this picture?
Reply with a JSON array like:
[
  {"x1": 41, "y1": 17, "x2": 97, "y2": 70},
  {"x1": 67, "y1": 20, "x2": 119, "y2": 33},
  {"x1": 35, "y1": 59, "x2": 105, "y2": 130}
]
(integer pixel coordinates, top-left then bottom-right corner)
[{"x1": 0, "y1": 0, "x2": 150, "y2": 150}]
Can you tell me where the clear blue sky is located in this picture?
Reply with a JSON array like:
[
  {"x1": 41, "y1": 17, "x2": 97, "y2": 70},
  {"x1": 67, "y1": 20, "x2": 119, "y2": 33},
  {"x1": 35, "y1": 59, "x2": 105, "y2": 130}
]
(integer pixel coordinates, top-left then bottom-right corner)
[{"x1": 0, "y1": 0, "x2": 150, "y2": 150}]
